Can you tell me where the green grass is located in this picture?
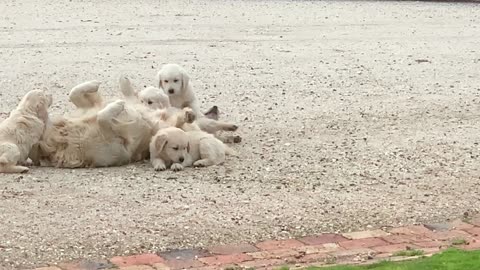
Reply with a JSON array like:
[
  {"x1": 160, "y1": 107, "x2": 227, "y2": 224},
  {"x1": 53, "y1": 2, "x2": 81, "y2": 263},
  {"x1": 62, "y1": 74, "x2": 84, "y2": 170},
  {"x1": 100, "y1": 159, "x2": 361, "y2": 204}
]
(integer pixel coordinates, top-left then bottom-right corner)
[
  {"x1": 392, "y1": 249, "x2": 424, "y2": 257},
  {"x1": 278, "y1": 249, "x2": 480, "y2": 270}
]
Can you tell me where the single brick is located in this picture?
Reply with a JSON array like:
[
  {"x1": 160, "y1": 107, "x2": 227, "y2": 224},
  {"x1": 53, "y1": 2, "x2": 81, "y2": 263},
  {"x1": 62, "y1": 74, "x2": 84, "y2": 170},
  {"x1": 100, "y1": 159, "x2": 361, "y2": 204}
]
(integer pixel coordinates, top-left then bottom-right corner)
[
  {"x1": 330, "y1": 248, "x2": 376, "y2": 260},
  {"x1": 158, "y1": 249, "x2": 210, "y2": 261},
  {"x1": 450, "y1": 220, "x2": 475, "y2": 230},
  {"x1": 248, "y1": 248, "x2": 301, "y2": 260},
  {"x1": 238, "y1": 258, "x2": 285, "y2": 269},
  {"x1": 342, "y1": 230, "x2": 389, "y2": 240},
  {"x1": 163, "y1": 259, "x2": 204, "y2": 270},
  {"x1": 199, "y1": 253, "x2": 252, "y2": 266},
  {"x1": 413, "y1": 241, "x2": 445, "y2": 248},
  {"x1": 152, "y1": 263, "x2": 171, "y2": 270},
  {"x1": 372, "y1": 244, "x2": 417, "y2": 254},
  {"x1": 389, "y1": 225, "x2": 433, "y2": 236},
  {"x1": 298, "y1": 234, "x2": 348, "y2": 245},
  {"x1": 461, "y1": 240, "x2": 480, "y2": 251},
  {"x1": 296, "y1": 243, "x2": 341, "y2": 255},
  {"x1": 256, "y1": 239, "x2": 304, "y2": 251},
  {"x1": 381, "y1": 233, "x2": 431, "y2": 244},
  {"x1": 339, "y1": 237, "x2": 388, "y2": 249},
  {"x1": 465, "y1": 227, "x2": 480, "y2": 236},
  {"x1": 118, "y1": 266, "x2": 154, "y2": 270},
  {"x1": 290, "y1": 252, "x2": 329, "y2": 264},
  {"x1": 430, "y1": 230, "x2": 472, "y2": 241},
  {"x1": 207, "y1": 243, "x2": 258, "y2": 255},
  {"x1": 59, "y1": 260, "x2": 115, "y2": 270},
  {"x1": 111, "y1": 254, "x2": 164, "y2": 267}
]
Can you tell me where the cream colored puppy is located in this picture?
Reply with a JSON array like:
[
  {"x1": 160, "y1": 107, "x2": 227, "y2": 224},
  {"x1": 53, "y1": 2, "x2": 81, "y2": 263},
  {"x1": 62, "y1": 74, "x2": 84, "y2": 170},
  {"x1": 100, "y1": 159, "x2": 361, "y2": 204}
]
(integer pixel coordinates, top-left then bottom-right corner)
[
  {"x1": 156, "y1": 64, "x2": 201, "y2": 115},
  {"x1": 156, "y1": 64, "x2": 240, "y2": 140},
  {"x1": 150, "y1": 126, "x2": 233, "y2": 171},
  {"x1": 0, "y1": 90, "x2": 52, "y2": 173}
]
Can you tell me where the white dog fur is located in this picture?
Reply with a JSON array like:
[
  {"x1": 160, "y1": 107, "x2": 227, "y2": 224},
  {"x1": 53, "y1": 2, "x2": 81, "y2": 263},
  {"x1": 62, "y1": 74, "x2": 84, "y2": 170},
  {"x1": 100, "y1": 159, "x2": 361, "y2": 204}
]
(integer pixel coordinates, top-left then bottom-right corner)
[
  {"x1": 156, "y1": 64, "x2": 241, "y2": 141},
  {"x1": 150, "y1": 126, "x2": 233, "y2": 171},
  {"x1": 0, "y1": 90, "x2": 52, "y2": 173}
]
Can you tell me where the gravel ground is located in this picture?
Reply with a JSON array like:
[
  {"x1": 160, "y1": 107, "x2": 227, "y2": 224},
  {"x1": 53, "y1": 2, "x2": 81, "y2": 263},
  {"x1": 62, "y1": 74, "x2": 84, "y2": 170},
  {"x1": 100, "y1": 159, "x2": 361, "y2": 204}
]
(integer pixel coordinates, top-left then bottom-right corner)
[{"x1": 1, "y1": 0, "x2": 480, "y2": 269}]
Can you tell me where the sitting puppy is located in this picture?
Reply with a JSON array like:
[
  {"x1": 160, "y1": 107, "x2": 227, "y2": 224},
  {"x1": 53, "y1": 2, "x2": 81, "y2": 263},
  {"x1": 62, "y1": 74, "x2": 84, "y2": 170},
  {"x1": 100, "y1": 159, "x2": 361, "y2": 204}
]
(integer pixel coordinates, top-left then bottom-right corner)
[
  {"x1": 150, "y1": 126, "x2": 233, "y2": 171},
  {"x1": 0, "y1": 90, "x2": 52, "y2": 173},
  {"x1": 156, "y1": 64, "x2": 241, "y2": 142}
]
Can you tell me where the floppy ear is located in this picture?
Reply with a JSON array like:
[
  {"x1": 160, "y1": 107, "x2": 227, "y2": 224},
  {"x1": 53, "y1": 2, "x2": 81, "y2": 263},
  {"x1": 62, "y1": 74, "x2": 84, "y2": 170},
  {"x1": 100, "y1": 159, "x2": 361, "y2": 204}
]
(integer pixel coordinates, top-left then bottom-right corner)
[
  {"x1": 156, "y1": 71, "x2": 164, "y2": 89},
  {"x1": 180, "y1": 68, "x2": 190, "y2": 92},
  {"x1": 155, "y1": 133, "x2": 168, "y2": 152}
]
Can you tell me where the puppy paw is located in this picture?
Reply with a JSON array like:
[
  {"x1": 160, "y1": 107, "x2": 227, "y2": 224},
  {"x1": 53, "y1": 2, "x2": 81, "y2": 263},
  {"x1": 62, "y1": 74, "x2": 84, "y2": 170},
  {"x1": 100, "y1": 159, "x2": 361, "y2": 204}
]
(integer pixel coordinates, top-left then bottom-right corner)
[
  {"x1": 184, "y1": 109, "x2": 196, "y2": 123},
  {"x1": 193, "y1": 160, "x2": 208, "y2": 167},
  {"x1": 19, "y1": 166, "x2": 29, "y2": 173},
  {"x1": 171, "y1": 163, "x2": 184, "y2": 171},
  {"x1": 154, "y1": 163, "x2": 167, "y2": 171},
  {"x1": 204, "y1": 106, "x2": 219, "y2": 120},
  {"x1": 226, "y1": 124, "x2": 238, "y2": 132},
  {"x1": 233, "y1": 135, "x2": 242, "y2": 143}
]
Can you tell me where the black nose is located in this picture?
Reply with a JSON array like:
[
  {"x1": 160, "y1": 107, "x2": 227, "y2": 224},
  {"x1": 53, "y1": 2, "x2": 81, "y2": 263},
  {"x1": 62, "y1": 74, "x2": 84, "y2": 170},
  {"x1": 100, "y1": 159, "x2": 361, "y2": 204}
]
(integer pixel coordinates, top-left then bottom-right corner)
[
  {"x1": 168, "y1": 89, "x2": 174, "y2": 94},
  {"x1": 179, "y1": 157, "x2": 184, "y2": 162}
]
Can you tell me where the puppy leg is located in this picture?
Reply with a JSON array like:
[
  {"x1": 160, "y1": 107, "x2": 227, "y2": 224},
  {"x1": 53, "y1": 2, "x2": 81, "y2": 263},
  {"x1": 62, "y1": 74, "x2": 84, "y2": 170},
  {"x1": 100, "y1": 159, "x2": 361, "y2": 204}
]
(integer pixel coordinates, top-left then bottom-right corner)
[
  {"x1": 196, "y1": 117, "x2": 238, "y2": 133},
  {"x1": 174, "y1": 108, "x2": 196, "y2": 128},
  {"x1": 151, "y1": 158, "x2": 167, "y2": 171},
  {"x1": 69, "y1": 80, "x2": 103, "y2": 108},
  {"x1": 204, "y1": 105, "x2": 219, "y2": 120},
  {"x1": 0, "y1": 143, "x2": 29, "y2": 173},
  {"x1": 119, "y1": 76, "x2": 137, "y2": 101},
  {"x1": 97, "y1": 100, "x2": 126, "y2": 134},
  {"x1": 193, "y1": 138, "x2": 225, "y2": 167}
]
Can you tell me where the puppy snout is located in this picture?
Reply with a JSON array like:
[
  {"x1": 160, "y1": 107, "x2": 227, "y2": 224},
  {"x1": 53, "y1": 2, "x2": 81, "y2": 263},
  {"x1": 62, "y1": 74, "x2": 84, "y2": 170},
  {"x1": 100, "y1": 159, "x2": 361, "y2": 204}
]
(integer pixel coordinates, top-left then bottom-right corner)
[
  {"x1": 168, "y1": 89, "x2": 174, "y2": 94},
  {"x1": 179, "y1": 157, "x2": 184, "y2": 162}
]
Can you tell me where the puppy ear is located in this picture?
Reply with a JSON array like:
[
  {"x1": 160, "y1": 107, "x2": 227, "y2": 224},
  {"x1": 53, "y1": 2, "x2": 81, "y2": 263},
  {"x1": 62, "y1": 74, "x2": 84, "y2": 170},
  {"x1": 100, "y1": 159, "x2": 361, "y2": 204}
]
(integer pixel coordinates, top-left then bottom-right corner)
[
  {"x1": 156, "y1": 71, "x2": 163, "y2": 89},
  {"x1": 180, "y1": 68, "x2": 190, "y2": 92},
  {"x1": 155, "y1": 133, "x2": 168, "y2": 151}
]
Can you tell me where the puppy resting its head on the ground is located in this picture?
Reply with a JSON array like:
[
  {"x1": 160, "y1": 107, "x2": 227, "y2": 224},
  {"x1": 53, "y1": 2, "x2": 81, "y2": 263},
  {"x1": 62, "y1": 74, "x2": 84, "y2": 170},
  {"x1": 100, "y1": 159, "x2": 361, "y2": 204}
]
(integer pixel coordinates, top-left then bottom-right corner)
[
  {"x1": 150, "y1": 126, "x2": 233, "y2": 172},
  {"x1": 0, "y1": 90, "x2": 52, "y2": 173}
]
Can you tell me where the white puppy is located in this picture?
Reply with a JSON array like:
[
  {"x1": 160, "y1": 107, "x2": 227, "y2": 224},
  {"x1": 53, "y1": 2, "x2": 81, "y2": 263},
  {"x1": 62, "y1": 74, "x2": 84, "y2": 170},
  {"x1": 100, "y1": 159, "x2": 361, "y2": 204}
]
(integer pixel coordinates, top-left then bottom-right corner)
[
  {"x1": 156, "y1": 64, "x2": 241, "y2": 141},
  {"x1": 0, "y1": 90, "x2": 52, "y2": 173},
  {"x1": 149, "y1": 126, "x2": 233, "y2": 171},
  {"x1": 156, "y1": 63, "x2": 201, "y2": 116}
]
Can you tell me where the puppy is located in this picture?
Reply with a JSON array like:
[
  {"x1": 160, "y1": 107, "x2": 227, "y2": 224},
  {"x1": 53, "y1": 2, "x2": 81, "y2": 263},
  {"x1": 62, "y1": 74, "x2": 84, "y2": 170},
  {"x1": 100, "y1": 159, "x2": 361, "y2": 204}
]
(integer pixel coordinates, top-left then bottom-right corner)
[
  {"x1": 0, "y1": 90, "x2": 52, "y2": 173},
  {"x1": 156, "y1": 63, "x2": 201, "y2": 116},
  {"x1": 156, "y1": 64, "x2": 240, "y2": 141},
  {"x1": 150, "y1": 127, "x2": 233, "y2": 171}
]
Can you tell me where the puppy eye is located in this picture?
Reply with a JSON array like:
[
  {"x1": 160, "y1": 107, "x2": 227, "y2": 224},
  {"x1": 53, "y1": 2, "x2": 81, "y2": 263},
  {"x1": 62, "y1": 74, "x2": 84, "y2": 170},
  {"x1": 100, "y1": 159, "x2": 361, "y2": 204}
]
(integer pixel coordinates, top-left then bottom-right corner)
[
  {"x1": 173, "y1": 79, "x2": 179, "y2": 83},
  {"x1": 148, "y1": 101, "x2": 153, "y2": 105},
  {"x1": 164, "y1": 80, "x2": 169, "y2": 83},
  {"x1": 173, "y1": 147, "x2": 179, "y2": 150}
]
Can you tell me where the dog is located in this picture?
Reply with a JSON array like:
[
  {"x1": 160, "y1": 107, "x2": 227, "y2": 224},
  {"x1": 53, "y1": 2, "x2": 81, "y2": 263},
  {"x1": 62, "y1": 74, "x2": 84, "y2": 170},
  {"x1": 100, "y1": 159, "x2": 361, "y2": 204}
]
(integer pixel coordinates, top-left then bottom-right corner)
[
  {"x1": 31, "y1": 80, "x2": 198, "y2": 168},
  {"x1": 0, "y1": 90, "x2": 52, "y2": 173},
  {"x1": 31, "y1": 81, "x2": 154, "y2": 168},
  {"x1": 156, "y1": 64, "x2": 241, "y2": 142},
  {"x1": 149, "y1": 126, "x2": 233, "y2": 171}
]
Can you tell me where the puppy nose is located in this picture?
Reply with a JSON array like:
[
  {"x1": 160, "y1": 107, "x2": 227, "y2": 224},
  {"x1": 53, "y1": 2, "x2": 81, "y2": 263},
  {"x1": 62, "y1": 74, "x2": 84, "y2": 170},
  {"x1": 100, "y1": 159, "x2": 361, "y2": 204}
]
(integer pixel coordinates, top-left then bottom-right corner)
[
  {"x1": 179, "y1": 157, "x2": 184, "y2": 162},
  {"x1": 168, "y1": 89, "x2": 174, "y2": 94}
]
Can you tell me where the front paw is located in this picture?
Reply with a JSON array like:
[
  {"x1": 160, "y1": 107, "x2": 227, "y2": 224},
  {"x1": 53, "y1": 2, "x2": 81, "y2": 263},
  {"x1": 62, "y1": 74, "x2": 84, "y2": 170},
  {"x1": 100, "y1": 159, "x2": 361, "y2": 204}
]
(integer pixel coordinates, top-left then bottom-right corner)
[
  {"x1": 153, "y1": 163, "x2": 167, "y2": 171},
  {"x1": 171, "y1": 163, "x2": 184, "y2": 171},
  {"x1": 193, "y1": 160, "x2": 208, "y2": 167},
  {"x1": 226, "y1": 124, "x2": 238, "y2": 132}
]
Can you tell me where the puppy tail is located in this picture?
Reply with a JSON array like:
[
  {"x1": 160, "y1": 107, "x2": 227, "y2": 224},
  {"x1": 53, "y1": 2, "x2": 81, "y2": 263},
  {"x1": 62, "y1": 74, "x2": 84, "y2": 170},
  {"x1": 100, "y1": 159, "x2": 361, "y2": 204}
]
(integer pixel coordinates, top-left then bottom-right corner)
[{"x1": 119, "y1": 75, "x2": 137, "y2": 100}]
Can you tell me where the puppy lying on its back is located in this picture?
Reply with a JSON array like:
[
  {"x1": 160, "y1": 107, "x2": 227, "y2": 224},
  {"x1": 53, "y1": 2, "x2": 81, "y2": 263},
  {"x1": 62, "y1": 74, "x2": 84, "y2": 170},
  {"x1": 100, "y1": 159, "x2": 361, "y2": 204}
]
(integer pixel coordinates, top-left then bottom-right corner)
[
  {"x1": 0, "y1": 90, "x2": 52, "y2": 173},
  {"x1": 149, "y1": 125, "x2": 234, "y2": 171}
]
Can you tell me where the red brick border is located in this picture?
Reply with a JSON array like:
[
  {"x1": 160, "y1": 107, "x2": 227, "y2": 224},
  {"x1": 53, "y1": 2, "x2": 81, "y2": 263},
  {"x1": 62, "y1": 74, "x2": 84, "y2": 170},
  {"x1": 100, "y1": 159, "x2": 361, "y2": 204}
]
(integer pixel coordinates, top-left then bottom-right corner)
[{"x1": 29, "y1": 216, "x2": 480, "y2": 270}]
